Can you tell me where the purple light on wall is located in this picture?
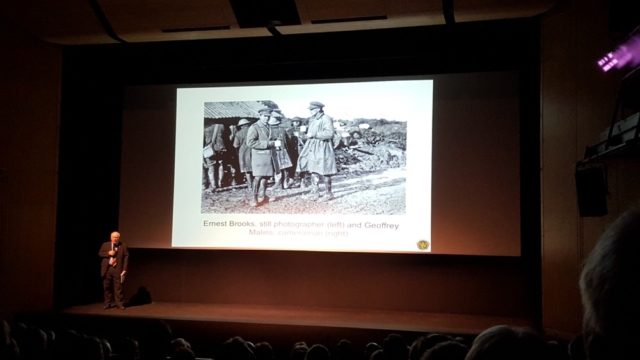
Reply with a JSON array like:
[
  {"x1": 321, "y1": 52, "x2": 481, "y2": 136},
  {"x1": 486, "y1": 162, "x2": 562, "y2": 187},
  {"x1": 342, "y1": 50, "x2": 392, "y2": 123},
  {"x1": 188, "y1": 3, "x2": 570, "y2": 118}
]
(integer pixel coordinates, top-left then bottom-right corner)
[
  {"x1": 598, "y1": 52, "x2": 618, "y2": 72},
  {"x1": 598, "y1": 29, "x2": 640, "y2": 72}
]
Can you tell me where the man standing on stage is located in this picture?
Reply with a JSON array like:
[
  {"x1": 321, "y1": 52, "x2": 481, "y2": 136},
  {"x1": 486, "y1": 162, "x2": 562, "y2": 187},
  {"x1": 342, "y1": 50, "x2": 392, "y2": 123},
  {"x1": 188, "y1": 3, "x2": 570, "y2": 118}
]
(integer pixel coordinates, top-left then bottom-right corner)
[
  {"x1": 98, "y1": 231, "x2": 129, "y2": 310},
  {"x1": 296, "y1": 101, "x2": 337, "y2": 201},
  {"x1": 247, "y1": 107, "x2": 280, "y2": 207}
]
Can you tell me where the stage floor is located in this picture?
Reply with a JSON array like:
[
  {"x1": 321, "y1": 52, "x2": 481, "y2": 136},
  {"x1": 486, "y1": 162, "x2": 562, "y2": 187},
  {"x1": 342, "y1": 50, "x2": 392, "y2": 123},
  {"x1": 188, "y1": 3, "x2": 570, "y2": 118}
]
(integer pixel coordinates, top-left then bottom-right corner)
[{"x1": 61, "y1": 302, "x2": 536, "y2": 335}]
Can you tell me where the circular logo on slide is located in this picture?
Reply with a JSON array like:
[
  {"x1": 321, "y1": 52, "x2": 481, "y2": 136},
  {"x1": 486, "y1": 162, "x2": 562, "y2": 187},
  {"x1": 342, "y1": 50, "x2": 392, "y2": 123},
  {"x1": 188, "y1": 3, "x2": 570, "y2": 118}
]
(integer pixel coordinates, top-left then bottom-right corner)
[{"x1": 416, "y1": 240, "x2": 430, "y2": 250}]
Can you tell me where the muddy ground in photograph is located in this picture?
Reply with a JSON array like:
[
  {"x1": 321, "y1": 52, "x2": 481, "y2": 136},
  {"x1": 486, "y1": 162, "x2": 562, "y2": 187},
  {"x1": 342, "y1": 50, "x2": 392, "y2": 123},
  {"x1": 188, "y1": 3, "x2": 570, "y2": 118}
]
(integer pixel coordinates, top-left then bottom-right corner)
[{"x1": 201, "y1": 142, "x2": 407, "y2": 215}]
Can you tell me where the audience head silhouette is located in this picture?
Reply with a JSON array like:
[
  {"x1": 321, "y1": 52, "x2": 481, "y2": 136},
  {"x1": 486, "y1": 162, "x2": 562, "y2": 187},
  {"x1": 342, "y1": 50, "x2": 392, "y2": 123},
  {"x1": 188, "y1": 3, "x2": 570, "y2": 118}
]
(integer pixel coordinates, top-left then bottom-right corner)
[
  {"x1": 383, "y1": 334, "x2": 408, "y2": 360},
  {"x1": 370, "y1": 349, "x2": 384, "y2": 360},
  {"x1": 137, "y1": 319, "x2": 172, "y2": 360},
  {"x1": 420, "y1": 340, "x2": 468, "y2": 360},
  {"x1": 364, "y1": 342, "x2": 382, "y2": 360},
  {"x1": 336, "y1": 339, "x2": 355, "y2": 360},
  {"x1": 464, "y1": 325, "x2": 547, "y2": 360},
  {"x1": 579, "y1": 206, "x2": 640, "y2": 360},
  {"x1": 254, "y1": 341, "x2": 275, "y2": 360},
  {"x1": 118, "y1": 337, "x2": 141, "y2": 360},
  {"x1": 291, "y1": 341, "x2": 309, "y2": 360},
  {"x1": 219, "y1": 336, "x2": 256, "y2": 360},
  {"x1": 0, "y1": 319, "x2": 18, "y2": 360},
  {"x1": 171, "y1": 347, "x2": 196, "y2": 360},
  {"x1": 305, "y1": 344, "x2": 331, "y2": 360},
  {"x1": 410, "y1": 334, "x2": 454, "y2": 360}
]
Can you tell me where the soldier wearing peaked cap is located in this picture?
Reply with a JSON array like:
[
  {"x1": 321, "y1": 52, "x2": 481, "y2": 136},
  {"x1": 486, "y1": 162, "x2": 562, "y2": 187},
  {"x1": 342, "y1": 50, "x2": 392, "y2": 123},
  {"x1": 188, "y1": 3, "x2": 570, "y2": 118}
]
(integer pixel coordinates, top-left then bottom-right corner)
[
  {"x1": 246, "y1": 107, "x2": 279, "y2": 207},
  {"x1": 257, "y1": 107, "x2": 272, "y2": 115},
  {"x1": 308, "y1": 101, "x2": 325, "y2": 109},
  {"x1": 296, "y1": 101, "x2": 337, "y2": 201}
]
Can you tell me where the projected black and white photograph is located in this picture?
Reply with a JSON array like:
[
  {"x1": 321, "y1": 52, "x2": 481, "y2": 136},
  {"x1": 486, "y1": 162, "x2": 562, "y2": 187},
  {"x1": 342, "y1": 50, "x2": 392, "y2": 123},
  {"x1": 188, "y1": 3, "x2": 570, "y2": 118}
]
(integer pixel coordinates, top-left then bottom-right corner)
[
  {"x1": 170, "y1": 79, "x2": 432, "y2": 251},
  {"x1": 200, "y1": 100, "x2": 408, "y2": 215}
]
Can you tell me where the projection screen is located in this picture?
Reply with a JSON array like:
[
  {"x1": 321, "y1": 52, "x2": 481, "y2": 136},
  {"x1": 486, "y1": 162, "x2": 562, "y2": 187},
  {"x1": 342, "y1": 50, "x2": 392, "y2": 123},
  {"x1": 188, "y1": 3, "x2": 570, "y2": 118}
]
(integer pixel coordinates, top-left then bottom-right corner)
[{"x1": 119, "y1": 72, "x2": 521, "y2": 256}]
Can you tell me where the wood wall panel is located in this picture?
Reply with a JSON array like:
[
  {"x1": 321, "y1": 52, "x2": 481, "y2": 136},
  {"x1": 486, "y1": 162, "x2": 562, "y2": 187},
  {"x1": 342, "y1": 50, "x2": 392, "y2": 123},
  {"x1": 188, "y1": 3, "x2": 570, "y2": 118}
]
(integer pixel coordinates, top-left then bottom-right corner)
[{"x1": 0, "y1": 18, "x2": 61, "y2": 319}]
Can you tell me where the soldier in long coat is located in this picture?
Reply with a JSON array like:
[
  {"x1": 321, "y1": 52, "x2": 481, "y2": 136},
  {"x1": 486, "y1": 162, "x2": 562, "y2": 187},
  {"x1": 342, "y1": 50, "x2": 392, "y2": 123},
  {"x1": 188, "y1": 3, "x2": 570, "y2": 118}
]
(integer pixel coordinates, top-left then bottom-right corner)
[
  {"x1": 203, "y1": 123, "x2": 233, "y2": 191},
  {"x1": 296, "y1": 101, "x2": 337, "y2": 201},
  {"x1": 233, "y1": 118, "x2": 253, "y2": 189},
  {"x1": 246, "y1": 107, "x2": 279, "y2": 207}
]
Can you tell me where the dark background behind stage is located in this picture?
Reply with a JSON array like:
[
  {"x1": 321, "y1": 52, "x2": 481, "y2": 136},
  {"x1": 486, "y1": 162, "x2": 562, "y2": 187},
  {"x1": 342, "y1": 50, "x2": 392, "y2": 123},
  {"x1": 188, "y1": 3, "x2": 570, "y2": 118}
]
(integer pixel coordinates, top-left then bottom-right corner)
[{"x1": 54, "y1": 19, "x2": 541, "y2": 322}]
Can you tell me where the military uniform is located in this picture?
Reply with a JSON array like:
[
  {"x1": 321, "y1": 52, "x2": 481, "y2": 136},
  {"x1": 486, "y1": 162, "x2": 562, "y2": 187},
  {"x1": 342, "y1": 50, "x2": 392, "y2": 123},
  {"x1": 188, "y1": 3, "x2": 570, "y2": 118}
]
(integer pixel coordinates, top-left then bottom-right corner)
[
  {"x1": 297, "y1": 101, "x2": 337, "y2": 200},
  {"x1": 246, "y1": 107, "x2": 278, "y2": 206}
]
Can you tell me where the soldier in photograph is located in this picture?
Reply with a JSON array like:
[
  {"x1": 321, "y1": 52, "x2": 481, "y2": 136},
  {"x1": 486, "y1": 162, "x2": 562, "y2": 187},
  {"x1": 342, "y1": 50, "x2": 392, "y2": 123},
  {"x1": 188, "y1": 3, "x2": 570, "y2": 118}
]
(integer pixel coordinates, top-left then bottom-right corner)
[
  {"x1": 268, "y1": 110, "x2": 293, "y2": 190},
  {"x1": 296, "y1": 101, "x2": 337, "y2": 201},
  {"x1": 233, "y1": 118, "x2": 253, "y2": 190},
  {"x1": 246, "y1": 107, "x2": 280, "y2": 207},
  {"x1": 290, "y1": 117, "x2": 306, "y2": 153},
  {"x1": 288, "y1": 116, "x2": 306, "y2": 186},
  {"x1": 203, "y1": 123, "x2": 232, "y2": 192}
]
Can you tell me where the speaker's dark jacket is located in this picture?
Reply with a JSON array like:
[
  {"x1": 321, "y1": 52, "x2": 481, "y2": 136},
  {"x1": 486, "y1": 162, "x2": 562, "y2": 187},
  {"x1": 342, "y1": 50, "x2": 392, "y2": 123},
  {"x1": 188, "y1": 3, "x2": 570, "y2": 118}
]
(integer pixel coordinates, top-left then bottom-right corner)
[{"x1": 98, "y1": 241, "x2": 129, "y2": 276}]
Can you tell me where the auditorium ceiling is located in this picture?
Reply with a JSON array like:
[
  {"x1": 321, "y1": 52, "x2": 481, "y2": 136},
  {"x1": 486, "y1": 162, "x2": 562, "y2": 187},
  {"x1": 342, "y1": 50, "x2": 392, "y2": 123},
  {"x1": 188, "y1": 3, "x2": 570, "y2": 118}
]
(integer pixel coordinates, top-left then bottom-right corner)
[{"x1": 0, "y1": 0, "x2": 556, "y2": 45}]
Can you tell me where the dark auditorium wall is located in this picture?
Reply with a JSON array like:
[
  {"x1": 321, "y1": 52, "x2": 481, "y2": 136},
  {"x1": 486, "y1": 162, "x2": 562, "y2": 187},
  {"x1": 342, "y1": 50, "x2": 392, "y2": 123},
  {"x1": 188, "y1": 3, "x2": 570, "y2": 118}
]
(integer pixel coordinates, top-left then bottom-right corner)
[
  {"x1": 54, "y1": 19, "x2": 543, "y2": 322},
  {"x1": 0, "y1": 18, "x2": 61, "y2": 318},
  {"x1": 130, "y1": 250, "x2": 534, "y2": 315},
  {"x1": 540, "y1": 0, "x2": 640, "y2": 337}
]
